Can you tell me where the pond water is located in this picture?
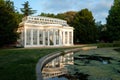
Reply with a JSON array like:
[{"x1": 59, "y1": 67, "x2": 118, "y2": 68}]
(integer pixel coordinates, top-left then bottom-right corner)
[{"x1": 42, "y1": 49, "x2": 120, "y2": 80}]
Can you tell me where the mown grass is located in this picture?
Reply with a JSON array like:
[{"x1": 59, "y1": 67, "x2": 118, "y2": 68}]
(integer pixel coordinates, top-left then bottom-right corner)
[{"x1": 0, "y1": 47, "x2": 75, "y2": 80}]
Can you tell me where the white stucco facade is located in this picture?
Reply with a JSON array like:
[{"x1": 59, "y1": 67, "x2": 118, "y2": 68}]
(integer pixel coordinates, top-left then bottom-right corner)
[{"x1": 17, "y1": 16, "x2": 74, "y2": 48}]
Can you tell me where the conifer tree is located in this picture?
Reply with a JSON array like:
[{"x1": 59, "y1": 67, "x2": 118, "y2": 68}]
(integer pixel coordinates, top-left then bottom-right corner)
[
  {"x1": 21, "y1": 1, "x2": 36, "y2": 16},
  {"x1": 106, "y1": 0, "x2": 120, "y2": 42}
]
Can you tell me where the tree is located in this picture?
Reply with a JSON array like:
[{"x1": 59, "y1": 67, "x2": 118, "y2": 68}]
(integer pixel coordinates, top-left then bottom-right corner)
[
  {"x1": 56, "y1": 11, "x2": 77, "y2": 25},
  {"x1": 72, "y1": 9, "x2": 98, "y2": 44},
  {"x1": 39, "y1": 12, "x2": 56, "y2": 18},
  {"x1": 39, "y1": 11, "x2": 77, "y2": 26},
  {"x1": 0, "y1": 0, "x2": 19, "y2": 47},
  {"x1": 96, "y1": 22, "x2": 108, "y2": 42},
  {"x1": 106, "y1": 0, "x2": 120, "y2": 42},
  {"x1": 21, "y1": 1, "x2": 36, "y2": 16}
]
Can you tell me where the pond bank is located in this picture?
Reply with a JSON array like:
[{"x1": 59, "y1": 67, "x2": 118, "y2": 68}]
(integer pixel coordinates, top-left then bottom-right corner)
[{"x1": 36, "y1": 46, "x2": 97, "y2": 80}]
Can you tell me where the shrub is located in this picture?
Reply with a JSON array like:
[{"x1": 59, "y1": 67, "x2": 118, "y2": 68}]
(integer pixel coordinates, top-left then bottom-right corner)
[
  {"x1": 97, "y1": 43, "x2": 113, "y2": 48},
  {"x1": 97, "y1": 40, "x2": 120, "y2": 48}
]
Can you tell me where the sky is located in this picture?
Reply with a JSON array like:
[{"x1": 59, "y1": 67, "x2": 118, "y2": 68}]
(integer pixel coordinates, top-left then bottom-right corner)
[{"x1": 12, "y1": 0, "x2": 114, "y2": 24}]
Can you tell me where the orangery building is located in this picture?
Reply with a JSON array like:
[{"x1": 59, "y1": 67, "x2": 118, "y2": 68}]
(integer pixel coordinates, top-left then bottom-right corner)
[{"x1": 17, "y1": 16, "x2": 74, "y2": 47}]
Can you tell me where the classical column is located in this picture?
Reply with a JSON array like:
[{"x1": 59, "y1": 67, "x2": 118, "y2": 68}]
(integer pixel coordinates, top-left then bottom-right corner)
[
  {"x1": 62, "y1": 31, "x2": 65, "y2": 45},
  {"x1": 59, "y1": 30, "x2": 62, "y2": 46},
  {"x1": 37, "y1": 30, "x2": 39, "y2": 45},
  {"x1": 71, "y1": 31, "x2": 73, "y2": 45},
  {"x1": 43, "y1": 30, "x2": 45, "y2": 46},
  {"x1": 31, "y1": 29, "x2": 33, "y2": 46},
  {"x1": 53, "y1": 29, "x2": 56, "y2": 46},
  {"x1": 24, "y1": 27, "x2": 26, "y2": 47},
  {"x1": 47, "y1": 30, "x2": 50, "y2": 46},
  {"x1": 67, "y1": 31, "x2": 70, "y2": 45},
  {"x1": 21, "y1": 30, "x2": 24, "y2": 46}
]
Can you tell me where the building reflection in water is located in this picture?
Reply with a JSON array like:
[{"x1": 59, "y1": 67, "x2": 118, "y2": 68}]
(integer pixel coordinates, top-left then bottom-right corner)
[{"x1": 42, "y1": 52, "x2": 74, "y2": 80}]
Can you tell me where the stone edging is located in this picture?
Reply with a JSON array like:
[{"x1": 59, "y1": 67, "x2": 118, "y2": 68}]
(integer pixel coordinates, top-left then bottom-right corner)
[{"x1": 36, "y1": 46, "x2": 97, "y2": 80}]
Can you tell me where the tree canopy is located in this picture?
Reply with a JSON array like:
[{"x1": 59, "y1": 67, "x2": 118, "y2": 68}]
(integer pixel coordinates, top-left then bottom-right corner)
[
  {"x1": 56, "y1": 11, "x2": 77, "y2": 25},
  {"x1": 39, "y1": 11, "x2": 77, "y2": 25},
  {"x1": 39, "y1": 9, "x2": 98, "y2": 44},
  {"x1": 106, "y1": 0, "x2": 120, "y2": 42},
  {"x1": 0, "y1": 0, "x2": 20, "y2": 47},
  {"x1": 72, "y1": 9, "x2": 98, "y2": 43},
  {"x1": 39, "y1": 13, "x2": 56, "y2": 18}
]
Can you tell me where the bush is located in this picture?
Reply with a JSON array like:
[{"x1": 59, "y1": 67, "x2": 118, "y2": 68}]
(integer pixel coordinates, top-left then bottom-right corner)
[
  {"x1": 113, "y1": 41, "x2": 120, "y2": 47},
  {"x1": 113, "y1": 41, "x2": 120, "y2": 44},
  {"x1": 97, "y1": 42, "x2": 120, "y2": 48},
  {"x1": 97, "y1": 43, "x2": 113, "y2": 48}
]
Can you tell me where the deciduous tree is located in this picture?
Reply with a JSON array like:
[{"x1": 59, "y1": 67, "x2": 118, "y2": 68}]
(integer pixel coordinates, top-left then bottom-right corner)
[
  {"x1": 72, "y1": 9, "x2": 98, "y2": 43},
  {"x1": 0, "y1": 0, "x2": 19, "y2": 47}
]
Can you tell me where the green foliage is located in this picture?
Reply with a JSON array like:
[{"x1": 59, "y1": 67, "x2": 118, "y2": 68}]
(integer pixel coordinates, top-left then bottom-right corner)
[
  {"x1": 113, "y1": 40, "x2": 120, "y2": 47},
  {"x1": 21, "y1": 1, "x2": 36, "y2": 16},
  {"x1": 39, "y1": 12, "x2": 56, "y2": 18},
  {"x1": 39, "y1": 10, "x2": 98, "y2": 44},
  {"x1": 97, "y1": 41, "x2": 120, "y2": 48},
  {"x1": 106, "y1": 0, "x2": 120, "y2": 42},
  {"x1": 39, "y1": 11, "x2": 77, "y2": 25},
  {"x1": 72, "y1": 9, "x2": 98, "y2": 44},
  {"x1": 113, "y1": 40, "x2": 120, "y2": 44},
  {"x1": 0, "y1": 0, "x2": 20, "y2": 47},
  {"x1": 56, "y1": 11, "x2": 77, "y2": 25},
  {"x1": 95, "y1": 22, "x2": 108, "y2": 42},
  {"x1": 97, "y1": 43, "x2": 114, "y2": 48}
]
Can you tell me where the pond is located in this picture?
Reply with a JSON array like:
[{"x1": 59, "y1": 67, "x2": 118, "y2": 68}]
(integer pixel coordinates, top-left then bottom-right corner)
[{"x1": 42, "y1": 48, "x2": 120, "y2": 80}]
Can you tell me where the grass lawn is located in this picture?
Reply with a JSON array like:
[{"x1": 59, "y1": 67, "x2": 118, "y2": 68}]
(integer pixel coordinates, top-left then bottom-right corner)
[{"x1": 0, "y1": 47, "x2": 76, "y2": 80}]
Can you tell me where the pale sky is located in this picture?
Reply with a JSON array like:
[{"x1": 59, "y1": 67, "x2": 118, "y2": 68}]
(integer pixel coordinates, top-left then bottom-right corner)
[{"x1": 12, "y1": 0, "x2": 114, "y2": 24}]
